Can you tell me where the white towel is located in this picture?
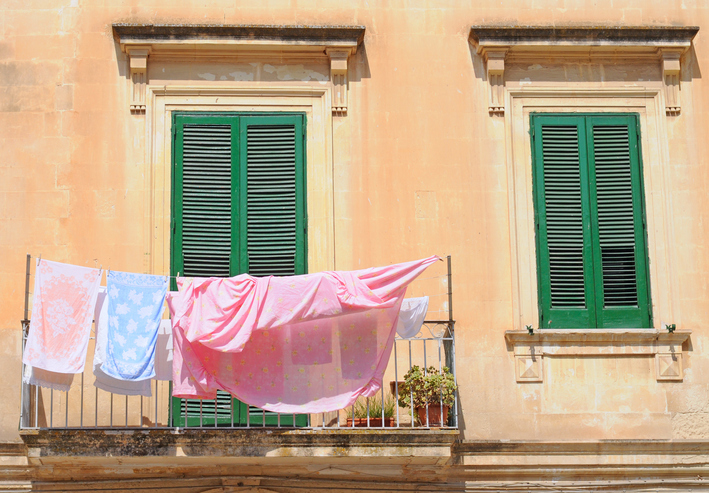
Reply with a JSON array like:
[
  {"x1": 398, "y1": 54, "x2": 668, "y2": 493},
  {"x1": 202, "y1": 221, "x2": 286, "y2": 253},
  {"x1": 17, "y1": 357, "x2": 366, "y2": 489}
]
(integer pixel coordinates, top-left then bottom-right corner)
[
  {"x1": 23, "y1": 364, "x2": 74, "y2": 391},
  {"x1": 154, "y1": 319, "x2": 173, "y2": 381},
  {"x1": 93, "y1": 287, "x2": 152, "y2": 396},
  {"x1": 396, "y1": 296, "x2": 429, "y2": 338}
]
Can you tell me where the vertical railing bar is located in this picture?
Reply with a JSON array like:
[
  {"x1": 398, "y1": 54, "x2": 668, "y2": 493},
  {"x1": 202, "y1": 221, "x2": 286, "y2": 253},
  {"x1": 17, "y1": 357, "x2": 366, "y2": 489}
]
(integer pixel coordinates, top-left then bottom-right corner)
[
  {"x1": 262, "y1": 409, "x2": 265, "y2": 428},
  {"x1": 80, "y1": 372, "x2": 84, "y2": 427},
  {"x1": 140, "y1": 395, "x2": 144, "y2": 428},
  {"x1": 49, "y1": 388, "x2": 54, "y2": 428},
  {"x1": 95, "y1": 387, "x2": 98, "y2": 428},
  {"x1": 155, "y1": 381, "x2": 158, "y2": 428},
  {"x1": 125, "y1": 395, "x2": 128, "y2": 428},
  {"x1": 34, "y1": 385, "x2": 39, "y2": 428},
  {"x1": 65, "y1": 389, "x2": 68, "y2": 428},
  {"x1": 199, "y1": 400, "x2": 203, "y2": 428},
  {"x1": 438, "y1": 336, "x2": 444, "y2": 427},
  {"x1": 380, "y1": 384, "x2": 385, "y2": 428},
  {"x1": 408, "y1": 340, "x2": 414, "y2": 428},
  {"x1": 230, "y1": 397, "x2": 234, "y2": 428},
  {"x1": 366, "y1": 397, "x2": 370, "y2": 428},
  {"x1": 246, "y1": 403, "x2": 250, "y2": 428},
  {"x1": 168, "y1": 390, "x2": 173, "y2": 430},
  {"x1": 20, "y1": 254, "x2": 31, "y2": 429},
  {"x1": 447, "y1": 255, "x2": 453, "y2": 323},
  {"x1": 451, "y1": 326, "x2": 458, "y2": 428},
  {"x1": 394, "y1": 340, "x2": 400, "y2": 428},
  {"x1": 321, "y1": 412, "x2": 325, "y2": 429},
  {"x1": 277, "y1": 412, "x2": 281, "y2": 428},
  {"x1": 350, "y1": 404, "x2": 355, "y2": 427},
  {"x1": 214, "y1": 397, "x2": 218, "y2": 428},
  {"x1": 423, "y1": 340, "x2": 429, "y2": 428},
  {"x1": 110, "y1": 392, "x2": 113, "y2": 427}
]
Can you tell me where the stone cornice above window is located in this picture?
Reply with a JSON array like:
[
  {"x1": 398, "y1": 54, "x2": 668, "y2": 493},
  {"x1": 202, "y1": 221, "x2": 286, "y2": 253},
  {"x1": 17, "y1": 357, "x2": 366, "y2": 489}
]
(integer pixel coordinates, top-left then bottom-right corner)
[
  {"x1": 112, "y1": 24, "x2": 365, "y2": 114},
  {"x1": 468, "y1": 26, "x2": 699, "y2": 116}
]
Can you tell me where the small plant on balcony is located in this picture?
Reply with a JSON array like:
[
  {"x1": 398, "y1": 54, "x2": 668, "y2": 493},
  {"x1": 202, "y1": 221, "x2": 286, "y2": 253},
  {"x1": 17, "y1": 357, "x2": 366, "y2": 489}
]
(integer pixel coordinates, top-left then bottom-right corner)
[
  {"x1": 397, "y1": 365, "x2": 457, "y2": 426},
  {"x1": 346, "y1": 394, "x2": 396, "y2": 426}
]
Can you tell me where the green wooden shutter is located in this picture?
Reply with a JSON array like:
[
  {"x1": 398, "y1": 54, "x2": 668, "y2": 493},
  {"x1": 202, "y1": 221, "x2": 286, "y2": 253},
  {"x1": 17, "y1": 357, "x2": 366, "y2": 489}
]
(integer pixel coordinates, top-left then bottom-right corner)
[
  {"x1": 171, "y1": 112, "x2": 307, "y2": 427},
  {"x1": 532, "y1": 115, "x2": 597, "y2": 328},
  {"x1": 586, "y1": 116, "x2": 651, "y2": 328},
  {"x1": 239, "y1": 115, "x2": 306, "y2": 277},
  {"x1": 532, "y1": 113, "x2": 651, "y2": 329},
  {"x1": 238, "y1": 115, "x2": 306, "y2": 426}
]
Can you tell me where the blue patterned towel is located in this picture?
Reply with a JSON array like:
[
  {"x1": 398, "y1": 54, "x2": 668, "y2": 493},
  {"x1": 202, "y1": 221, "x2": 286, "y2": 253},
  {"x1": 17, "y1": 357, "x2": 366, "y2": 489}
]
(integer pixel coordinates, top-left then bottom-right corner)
[{"x1": 102, "y1": 271, "x2": 168, "y2": 381}]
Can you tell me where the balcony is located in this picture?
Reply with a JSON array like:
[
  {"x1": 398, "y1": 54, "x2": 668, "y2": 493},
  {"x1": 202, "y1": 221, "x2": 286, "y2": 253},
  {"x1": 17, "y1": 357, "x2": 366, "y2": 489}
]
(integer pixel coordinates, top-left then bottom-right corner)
[{"x1": 18, "y1": 256, "x2": 459, "y2": 482}]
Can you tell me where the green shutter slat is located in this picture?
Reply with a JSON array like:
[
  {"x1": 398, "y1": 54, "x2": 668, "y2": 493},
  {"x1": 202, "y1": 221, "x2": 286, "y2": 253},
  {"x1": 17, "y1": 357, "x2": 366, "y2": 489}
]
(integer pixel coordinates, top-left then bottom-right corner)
[
  {"x1": 181, "y1": 124, "x2": 232, "y2": 278},
  {"x1": 541, "y1": 125, "x2": 587, "y2": 309},
  {"x1": 246, "y1": 124, "x2": 299, "y2": 277},
  {"x1": 592, "y1": 125, "x2": 639, "y2": 307}
]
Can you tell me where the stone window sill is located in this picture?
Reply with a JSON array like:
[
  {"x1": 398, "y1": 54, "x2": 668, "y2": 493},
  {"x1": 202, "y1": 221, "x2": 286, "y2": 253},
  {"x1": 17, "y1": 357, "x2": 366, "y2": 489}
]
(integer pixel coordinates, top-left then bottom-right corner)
[{"x1": 504, "y1": 329, "x2": 691, "y2": 382}]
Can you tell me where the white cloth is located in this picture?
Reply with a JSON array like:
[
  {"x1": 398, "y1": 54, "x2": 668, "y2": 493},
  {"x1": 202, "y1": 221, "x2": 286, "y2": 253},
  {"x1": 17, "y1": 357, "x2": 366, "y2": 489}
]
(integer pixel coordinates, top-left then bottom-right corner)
[
  {"x1": 396, "y1": 296, "x2": 429, "y2": 338},
  {"x1": 154, "y1": 319, "x2": 173, "y2": 381},
  {"x1": 93, "y1": 287, "x2": 152, "y2": 396},
  {"x1": 23, "y1": 365, "x2": 74, "y2": 391}
]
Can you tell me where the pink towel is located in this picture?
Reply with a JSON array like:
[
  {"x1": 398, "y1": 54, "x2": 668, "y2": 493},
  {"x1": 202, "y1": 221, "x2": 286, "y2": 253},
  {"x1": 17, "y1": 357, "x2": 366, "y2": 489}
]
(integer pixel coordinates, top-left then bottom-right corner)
[
  {"x1": 23, "y1": 259, "x2": 102, "y2": 380},
  {"x1": 167, "y1": 256, "x2": 438, "y2": 414}
]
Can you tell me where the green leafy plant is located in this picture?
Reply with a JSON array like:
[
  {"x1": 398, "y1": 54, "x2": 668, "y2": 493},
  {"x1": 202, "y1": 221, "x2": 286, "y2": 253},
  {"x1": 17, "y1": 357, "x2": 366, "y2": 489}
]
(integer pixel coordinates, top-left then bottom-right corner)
[
  {"x1": 397, "y1": 365, "x2": 457, "y2": 409},
  {"x1": 347, "y1": 394, "x2": 396, "y2": 419}
]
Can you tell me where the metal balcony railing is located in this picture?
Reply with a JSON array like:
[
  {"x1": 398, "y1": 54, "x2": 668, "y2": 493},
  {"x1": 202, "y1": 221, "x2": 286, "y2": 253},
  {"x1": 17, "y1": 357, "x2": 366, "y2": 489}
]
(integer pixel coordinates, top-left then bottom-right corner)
[{"x1": 19, "y1": 255, "x2": 457, "y2": 431}]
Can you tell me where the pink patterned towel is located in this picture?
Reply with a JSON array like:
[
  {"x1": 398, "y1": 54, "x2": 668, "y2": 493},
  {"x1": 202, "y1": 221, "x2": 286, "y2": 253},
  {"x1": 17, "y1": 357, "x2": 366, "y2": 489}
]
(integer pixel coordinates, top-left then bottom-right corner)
[
  {"x1": 23, "y1": 259, "x2": 102, "y2": 383},
  {"x1": 167, "y1": 256, "x2": 438, "y2": 414}
]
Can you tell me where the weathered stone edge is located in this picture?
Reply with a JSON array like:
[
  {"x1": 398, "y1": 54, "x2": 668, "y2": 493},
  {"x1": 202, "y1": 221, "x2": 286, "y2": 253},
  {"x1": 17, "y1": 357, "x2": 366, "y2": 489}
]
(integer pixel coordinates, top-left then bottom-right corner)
[
  {"x1": 454, "y1": 439, "x2": 709, "y2": 455},
  {"x1": 469, "y1": 26, "x2": 699, "y2": 45},
  {"x1": 21, "y1": 428, "x2": 459, "y2": 457},
  {"x1": 113, "y1": 24, "x2": 366, "y2": 45}
]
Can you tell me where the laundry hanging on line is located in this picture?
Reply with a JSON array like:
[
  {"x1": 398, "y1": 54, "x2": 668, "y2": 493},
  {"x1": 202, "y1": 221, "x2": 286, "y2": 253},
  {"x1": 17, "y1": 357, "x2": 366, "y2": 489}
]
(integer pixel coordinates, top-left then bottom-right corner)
[
  {"x1": 23, "y1": 259, "x2": 102, "y2": 390},
  {"x1": 167, "y1": 256, "x2": 439, "y2": 414}
]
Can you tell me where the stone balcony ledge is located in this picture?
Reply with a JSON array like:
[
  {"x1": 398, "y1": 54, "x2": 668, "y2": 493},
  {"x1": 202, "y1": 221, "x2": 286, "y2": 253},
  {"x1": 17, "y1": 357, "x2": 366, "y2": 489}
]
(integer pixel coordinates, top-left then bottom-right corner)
[{"x1": 21, "y1": 428, "x2": 459, "y2": 465}]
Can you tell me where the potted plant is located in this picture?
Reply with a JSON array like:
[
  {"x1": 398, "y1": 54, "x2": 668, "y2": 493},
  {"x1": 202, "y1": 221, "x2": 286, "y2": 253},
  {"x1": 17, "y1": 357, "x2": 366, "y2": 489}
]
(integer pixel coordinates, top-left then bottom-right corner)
[
  {"x1": 397, "y1": 365, "x2": 457, "y2": 427},
  {"x1": 346, "y1": 394, "x2": 396, "y2": 427}
]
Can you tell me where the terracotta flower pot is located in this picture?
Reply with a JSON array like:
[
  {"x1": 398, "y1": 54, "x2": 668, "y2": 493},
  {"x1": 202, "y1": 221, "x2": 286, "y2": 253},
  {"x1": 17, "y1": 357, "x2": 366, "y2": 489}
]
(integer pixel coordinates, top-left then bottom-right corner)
[
  {"x1": 346, "y1": 417, "x2": 395, "y2": 427},
  {"x1": 416, "y1": 405, "x2": 449, "y2": 427}
]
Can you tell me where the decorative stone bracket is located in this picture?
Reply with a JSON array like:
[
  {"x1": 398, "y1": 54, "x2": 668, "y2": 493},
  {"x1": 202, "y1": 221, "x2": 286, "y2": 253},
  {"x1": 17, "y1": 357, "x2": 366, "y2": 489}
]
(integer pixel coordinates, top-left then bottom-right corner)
[
  {"x1": 326, "y1": 48, "x2": 351, "y2": 114},
  {"x1": 113, "y1": 24, "x2": 365, "y2": 116},
  {"x1": 125, "y1": 45, "x2": 150, "y2": 114},
  {"x1": 505, "y1": 329, "x2": 691, "y2": 383},
  {"x1": 469, "y1": 26, "x2": 699, "y2": 116},
  {"x1": 660, "y1": 48, "x2": 684, "y2": 116}
]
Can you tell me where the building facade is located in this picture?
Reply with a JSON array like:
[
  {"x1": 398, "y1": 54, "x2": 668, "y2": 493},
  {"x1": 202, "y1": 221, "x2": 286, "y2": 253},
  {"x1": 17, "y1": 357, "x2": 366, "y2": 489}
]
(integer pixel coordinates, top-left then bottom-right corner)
[{"x1": 1, "y1": 1, "x2": 708, "y2": 491}]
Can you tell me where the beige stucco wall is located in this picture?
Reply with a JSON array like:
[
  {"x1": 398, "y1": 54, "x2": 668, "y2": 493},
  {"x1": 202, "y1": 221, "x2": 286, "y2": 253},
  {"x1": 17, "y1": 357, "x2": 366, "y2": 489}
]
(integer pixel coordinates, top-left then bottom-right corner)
[{"x1": 1, "y1": 0, "x2": 709, "y2": 450}]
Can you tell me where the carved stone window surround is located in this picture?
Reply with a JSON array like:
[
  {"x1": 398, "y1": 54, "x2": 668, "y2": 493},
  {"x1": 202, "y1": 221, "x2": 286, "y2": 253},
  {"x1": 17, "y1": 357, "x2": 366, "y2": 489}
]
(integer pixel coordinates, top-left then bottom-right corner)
[
  {"x1": 506, "y1": 329, "x2": 691, "y2": 383},
  {"x1": 113, "y1": 24, "x2": 365, "y2": 115},
  {"x1": 469, "y1": 26, "x2": 699, "y2": 116}
]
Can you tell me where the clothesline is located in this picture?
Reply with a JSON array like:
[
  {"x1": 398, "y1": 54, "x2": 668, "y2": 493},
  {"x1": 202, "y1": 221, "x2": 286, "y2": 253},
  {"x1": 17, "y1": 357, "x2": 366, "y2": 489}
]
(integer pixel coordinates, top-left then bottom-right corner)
[{"x1": 26, "y1": 254, "x2": 448, "y2": 281}]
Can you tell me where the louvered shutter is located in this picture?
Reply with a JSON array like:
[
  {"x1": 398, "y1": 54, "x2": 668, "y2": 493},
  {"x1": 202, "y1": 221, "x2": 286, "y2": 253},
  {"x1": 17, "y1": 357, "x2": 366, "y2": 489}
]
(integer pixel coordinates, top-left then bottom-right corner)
[
  {"x1": 238, "y1": 115, "x2": 306, "y2": 426},
  {"x1": 239, "y1": 115, "x2": 306, "y2": 277},
  {"x1": 171, "y1": 113, "x2": 307, "y2": 427},
  {"x1": 533, "y1": 115, "x2": 597, "y2": 328},
  {"x1": 532, "y1": 113, "x2": 651, "y2": 329},
  {"x1": 586, "y1": 116, "x2": 650, "y2": 328}
]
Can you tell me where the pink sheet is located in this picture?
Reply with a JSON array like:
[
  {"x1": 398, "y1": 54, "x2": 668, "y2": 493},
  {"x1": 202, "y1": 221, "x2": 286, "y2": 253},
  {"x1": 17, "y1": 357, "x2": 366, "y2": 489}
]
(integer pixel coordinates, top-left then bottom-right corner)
[
  {"x1": 167, "y1": 256, "x2": 438, "y2": 413},
  {"x1": 23, "y1": 259, "x2": 102, "y2": 375}
]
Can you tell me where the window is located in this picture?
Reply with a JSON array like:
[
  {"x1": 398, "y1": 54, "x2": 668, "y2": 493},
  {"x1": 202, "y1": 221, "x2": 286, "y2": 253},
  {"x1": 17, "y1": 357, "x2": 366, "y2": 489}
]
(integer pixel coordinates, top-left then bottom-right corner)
[
  {"x1": 531, "y1": 113, "x2": 651, "y2": 329},
  {"x1": 170, "y1": 112, "x2": 308, "y2": 426}
]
